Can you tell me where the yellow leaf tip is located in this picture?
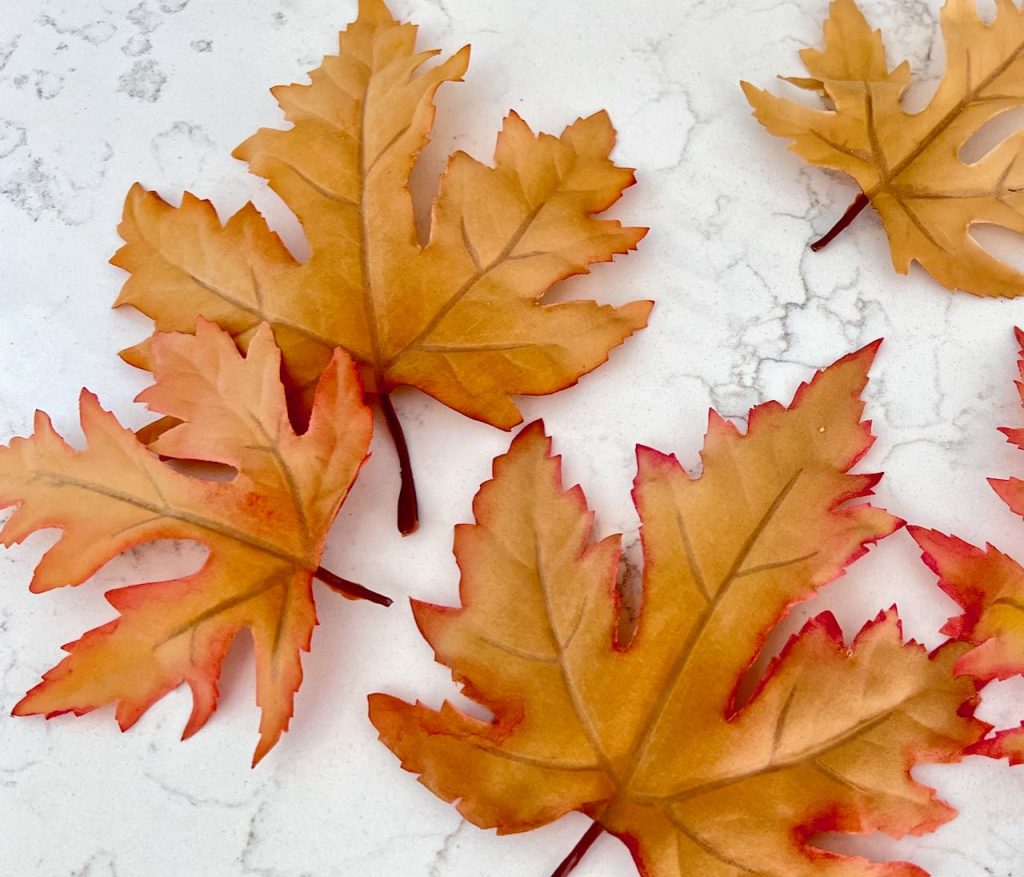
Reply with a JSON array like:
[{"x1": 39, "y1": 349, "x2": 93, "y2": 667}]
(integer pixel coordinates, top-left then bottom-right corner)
[
  {"x1": 739, "y1": 80, "x2": 764, "y2": 104},
  {"x1": 453, "y1": 43, "x2": 471, "y2": 67},
  {"x1": 125, "y1": 181, "x2": 149, "y2": 200},
  {"x1": 357, "y1": 0, "x2": 397, "y2": 25}
]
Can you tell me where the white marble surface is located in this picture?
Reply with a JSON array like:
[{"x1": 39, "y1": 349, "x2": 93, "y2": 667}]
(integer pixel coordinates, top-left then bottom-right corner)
[{"x1": 4, "y1": 0, "x2": 1024, "y2": 874}]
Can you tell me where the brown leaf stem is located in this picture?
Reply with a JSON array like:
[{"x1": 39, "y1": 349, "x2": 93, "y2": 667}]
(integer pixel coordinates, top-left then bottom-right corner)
[
  {"x1": 550, "y1": 822, "x2": 605, "y2": 877},
  {"x1": 378, "y1": 391, "x2": 419, "y2": 535},
  {"x1": 809, "y1": 191, "x2": 870, "y2": 251},
  {"x1": 315, "y1": 566, "x2": 393, "y2": 607}
]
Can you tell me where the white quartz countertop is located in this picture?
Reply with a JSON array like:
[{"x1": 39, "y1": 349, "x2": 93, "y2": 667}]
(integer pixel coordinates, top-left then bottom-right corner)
[{"x1": 4, "y1": 0, "x2": 1024, "y2": 874}]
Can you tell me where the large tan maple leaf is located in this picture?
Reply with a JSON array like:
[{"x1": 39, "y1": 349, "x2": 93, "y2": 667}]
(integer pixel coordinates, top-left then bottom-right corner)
[
  {"x1": 2, "y1": 320, "x2": 373, "y2": 763},
  {"x1": 370, "y1": 346, "x2": 984, "y2": 876},
  {"x1": 111, "y1": 0, "x2": 650, "y2": 531},
  {"x1": 743, "y1": 0, "x2": 1024, "y2": 297}
]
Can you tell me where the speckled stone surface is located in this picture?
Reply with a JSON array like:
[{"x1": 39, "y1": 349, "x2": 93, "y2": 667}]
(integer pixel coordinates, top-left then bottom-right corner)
[{"x1": 4, "y1": 1, "x2": 1024, "y2": 874}]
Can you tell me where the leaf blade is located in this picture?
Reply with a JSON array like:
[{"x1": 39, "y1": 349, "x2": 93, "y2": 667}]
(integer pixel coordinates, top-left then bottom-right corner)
[
  {"x1": 4, "y1": 321, "x2": 372, "y2": 760},
  {"x1": 111, "y1": 0, "x2": 649, "y2": 431},
  {"x1": 744, "y1": 0, "x2": 1024, "y2": 296},
  {"x1": 370, "y1": 351, "x2": 982, "y2": 874}
]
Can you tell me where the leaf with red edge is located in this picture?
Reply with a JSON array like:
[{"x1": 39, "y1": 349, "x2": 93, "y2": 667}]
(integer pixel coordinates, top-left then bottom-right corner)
[
  {"x1": 912, "y1": 328, "x2": 1024, "y2": 766},
  {"x1": 369, "y1": 346, "x2": 984, "y2": 876},
  {"x1": 1, "y1": 320, "x2": 373, "y2": 763}
]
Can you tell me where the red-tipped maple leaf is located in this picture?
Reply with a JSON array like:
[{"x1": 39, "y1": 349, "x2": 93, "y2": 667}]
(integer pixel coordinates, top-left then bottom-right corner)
[
  {"x1": 913, "y1": 327, "x2": 1024, "y2": 766},
  {"x1": 370, "y1": 347, "x2": 984, "y2": 876},
  {"x1": 1, "y1": 320, "x2": 373, "y2": 763}
]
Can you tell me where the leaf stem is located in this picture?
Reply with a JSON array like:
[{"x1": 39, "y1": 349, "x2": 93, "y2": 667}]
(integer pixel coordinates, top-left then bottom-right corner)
[
  {"x1": 550, "y1": 822, "x2": 605, "y2": 877},
  {"x1": 809, "y1": 191, "x2": 870, "y2": 252},
  {"x1": 315, "y1": 566, "x2": 392, "y2": 607},
  {"x1": 378, "y1": 391, "x2": 419, "y2": 535}
]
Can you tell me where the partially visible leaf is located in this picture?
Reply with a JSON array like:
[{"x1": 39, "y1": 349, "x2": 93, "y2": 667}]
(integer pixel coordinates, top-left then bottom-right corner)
[
  {"x1": 911, "y1": 530, "x2": 1024, "y2": 763},
  {"x1": 743, "y1": 0, "x2": 1024, "y2": 297},
  {"x1": 2, "y1": 320, "x2": 373, "y2": 763},
  {"x1": 370, "y1": 348, "x2": 984, "y2": 876},
  {"x1": 912, "y1": 327, "x2": 1024, "y2": 765}
]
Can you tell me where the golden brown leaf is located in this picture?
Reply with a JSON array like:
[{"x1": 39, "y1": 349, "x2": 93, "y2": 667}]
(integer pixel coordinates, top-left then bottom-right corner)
[
  {"x1": 2, "y1": 320, "x2": 373, "y2": 763},
  {"x1": 742, "y1": 0, "x2": 1024, "y2": 297},
  {"x1": 370, "y1": 347, "x2": 984, "y2": 876},
  {"x1": 111, "y1": 0, "x2": 650, "y2": 529}
]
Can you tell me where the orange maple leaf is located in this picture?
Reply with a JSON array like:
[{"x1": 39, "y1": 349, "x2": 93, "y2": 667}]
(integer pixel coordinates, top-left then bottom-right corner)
[
  {"x1": 370, "y1": 347, "x2": 984, "y2": 876},
  {"x1": 913, "y1": 327, "x2": 1024, "y2": 766},
  {"x1": 1, "y1": 320, "x2": 373, "y2": 764},
  {"x1": 111, "y1": 0, "x2": 650, "y2": 532},
  {"x1": 743, "y1": 0, "x2": 1024, "y2": 297}
]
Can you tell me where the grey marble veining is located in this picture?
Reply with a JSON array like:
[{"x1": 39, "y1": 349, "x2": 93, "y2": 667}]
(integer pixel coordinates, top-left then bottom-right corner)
[{"x1": 3, "y1": 0, "x2": 1024, "y2": 874}]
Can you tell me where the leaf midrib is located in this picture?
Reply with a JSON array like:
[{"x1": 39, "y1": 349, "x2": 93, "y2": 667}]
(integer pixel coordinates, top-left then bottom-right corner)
[
  {"x1": 356, "y1": 60, "x2": 386, "y2": 386},
  {"x1": 532, "y1": 529, "x2": 614, "y2": 777},
  {"x1": 613, "y1": 468, "x2": 805, "y2": 792},
  {"x1": 35, "y1": 469, "x2": 317, "y2": 574},
  {"x1": 381, "y1": 202, "x2": 547, "y2": 371},
  {"x1": 631, "y1": 692, "x2": 919, "y2": 805},
  {"x1": 863, "y1": 31, "x2": 1024, "y2": 198},
  {"x1": 467, "y1": 469, "x2": 813, "y2": 795}
]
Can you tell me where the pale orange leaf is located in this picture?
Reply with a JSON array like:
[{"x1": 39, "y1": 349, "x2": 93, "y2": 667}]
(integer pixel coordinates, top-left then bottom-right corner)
[{"x1": 2, "y1": 320, "x2": 372, "y2": 763}]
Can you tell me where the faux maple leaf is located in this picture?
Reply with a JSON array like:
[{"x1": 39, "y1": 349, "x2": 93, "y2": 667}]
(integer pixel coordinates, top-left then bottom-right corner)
[
  {"x1": 912, "y1": 327, "x2": 1024, "y2": 766},
  {"x1": 111, "y1": 0, "x2": 651, "y2": 533},
  {"x1": 742, "y1": 0, "x2": 1024, "y2": 297},
  {"x1": 370, "y1": 346, "x2": 985, "y2": 876},
  {"x1": 1, "y1": 320, "x2": 375, "y2": 764}
]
